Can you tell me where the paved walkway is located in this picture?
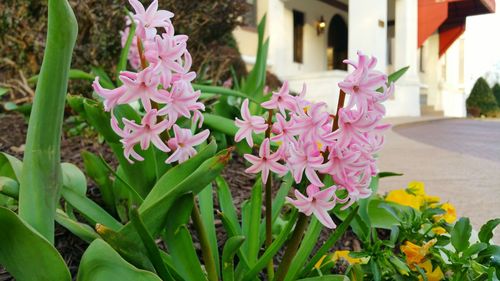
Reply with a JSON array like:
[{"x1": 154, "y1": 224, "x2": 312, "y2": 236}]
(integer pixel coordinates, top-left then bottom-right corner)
[{"x1": 377, "y1": 117, "x2": 500, "y2": 243}]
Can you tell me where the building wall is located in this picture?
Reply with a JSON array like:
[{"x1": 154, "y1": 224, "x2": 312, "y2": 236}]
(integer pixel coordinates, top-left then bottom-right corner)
[{"x1": 419, "y1": 33, "x2": 441, "y2": 110}]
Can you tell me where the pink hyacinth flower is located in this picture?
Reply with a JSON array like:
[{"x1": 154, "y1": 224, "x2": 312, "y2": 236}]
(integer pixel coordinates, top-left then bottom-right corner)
[
  {"x1": 244, "y1": 138, "x2": 287, "y2": 183},
  {"x1": 166, "y1": 125, "x2": 210, "y2": 164},
  {"x1": 287, "y1": 141, "x2": 324, "y2": 187},
  {"x1": 261, "y1": 81, "x2": 298, "y2": 115},
  {"x1": 145, "y1": 34, "x2": 188, "y2": 85},
  {"x1": 235, "y1": 99, "x2": 268, "y2": 147},
  {"x1": 286, "y1": 185, "x2": 337, "y2": 229},
  {"x1": 111, "y1": 109, "x2": 170, "y2": 163},
  {"x1": 129, "y1": 0, "x2": 174, "y2": 39}
]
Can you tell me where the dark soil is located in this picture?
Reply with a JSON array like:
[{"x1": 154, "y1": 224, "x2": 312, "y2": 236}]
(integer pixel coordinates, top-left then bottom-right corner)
[{"x1": 0, "y1": 112, "x2": 361, "y2": 280}]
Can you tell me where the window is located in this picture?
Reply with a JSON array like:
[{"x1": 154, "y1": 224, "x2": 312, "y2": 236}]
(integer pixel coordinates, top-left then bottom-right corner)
[
  {"x1": 243, "y1": 0, "x2": 257, "y2": 27},
  {"x1": 293, "y1": 10, "x2": 304, "y2": 63}
]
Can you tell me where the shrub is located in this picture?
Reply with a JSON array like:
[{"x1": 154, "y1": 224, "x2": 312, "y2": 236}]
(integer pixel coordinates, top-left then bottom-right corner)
[
  {"x1": 466, "y1": 77, "x2": 498, "y2": 116},
  {"x1": 492, "y1": 83, "x2": 500, "y2": 105}
]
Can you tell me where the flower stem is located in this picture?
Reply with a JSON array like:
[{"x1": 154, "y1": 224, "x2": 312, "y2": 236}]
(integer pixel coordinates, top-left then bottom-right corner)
[
  {"x1": 264, "y1": 109, "x2": 275, "y2": 279},
  {"x1": 191, "y1": 197, "x2": 218, "y2": 281},
  {"x1": 275, "y1": 213, "x2": 309, "y2": 281},
  {"x1": 332, "y1": 90, "x2": 346, "y2": 132}
]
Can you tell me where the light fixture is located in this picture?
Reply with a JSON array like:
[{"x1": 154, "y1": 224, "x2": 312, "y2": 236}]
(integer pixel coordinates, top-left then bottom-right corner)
[{"x1": 317, "y1": 16, "x2": 326, "y2": 35}]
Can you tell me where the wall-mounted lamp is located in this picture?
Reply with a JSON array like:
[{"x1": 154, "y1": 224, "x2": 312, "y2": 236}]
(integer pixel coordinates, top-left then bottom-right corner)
[{"x1": 317, "y1": 16, "x2": 326, "y2": 35}]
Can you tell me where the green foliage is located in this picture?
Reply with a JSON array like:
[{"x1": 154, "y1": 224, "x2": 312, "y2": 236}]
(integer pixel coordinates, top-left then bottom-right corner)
[
  {"x1": 466, "y1": 77, "x2": 498, "y2": 116},
  {"x1": 493, "y1": 83, "x2": 500, "y2": 105}
]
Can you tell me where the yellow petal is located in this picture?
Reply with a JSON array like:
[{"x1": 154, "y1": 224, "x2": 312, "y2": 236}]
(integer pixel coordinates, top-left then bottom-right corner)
[{"x1": 386, "y1": 189, "x2": 423, "y2": 209}]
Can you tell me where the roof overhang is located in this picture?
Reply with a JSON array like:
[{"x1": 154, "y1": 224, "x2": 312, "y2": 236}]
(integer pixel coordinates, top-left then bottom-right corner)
[{"x1": 418, "y1": 0, "x2": 495, "y2": 56}]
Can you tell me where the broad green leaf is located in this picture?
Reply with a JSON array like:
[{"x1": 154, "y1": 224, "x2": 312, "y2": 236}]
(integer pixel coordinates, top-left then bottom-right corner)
[
  {"x1": 0, "y1": 207, "x2": 71, "y2": 281},
  {"x1": 367, "y1": 199, "x2": 410, "y2": 229},
  {"x1": 297, "y1": 275, "x2": 349, "y2": 281},
  {"x1": 242, "y1": 210, "x2": 299, "y2": 281},
  {"x1": 82, "y1": 151, "x2": 115, "y2": 212},
  {"x1": 193, "y1": 84, "x2": 255, "y2": 101},
  {"x1": 77, "y1": 239, "x2": 162, "y2": 281},
  {"x1": 91, "y1": 67, "x2": 114, "y2": 89},
  {"x1": 463, "y1": 242, "x2": 488, "y2": 258},
  {"x1": 203, "y1": 113, "x2": 269, "y2": 146},
  {"x1": 130, "y1": 208, "x2": 174, "y2": 281},
  {"x1": 370, "y1": 259, "x2": 381, "y2": 281},
  {"x1": 55, "y1": 208, "x2": 99, "y2": 243},
  {"x1": 28, "y1": 69, "x2": 95, "y2": 85},
  {"x1": 222, "y1": 236, "x2": 246, "y2": 281},
  {"x1": 301, "y1": 206, "x2": 359, "y2": 277},
  {"x1": 246, "y1": 180, "x2": 263, "y2": 264},
  {"x1": 0, "y1": 152, "x2": 23, "y2": 181},
  {"x1": 164, "y1": 194, "x2": 207, "y2": 281},
  {"x1": 479, "y1": 218, "x2": 500, "y2": 244},
  {"x1": 62, "y1": 162, "x2": 87, "y2": 196},
  {"x1": 284, "y1": 218, "x2": 323, "y2": 281},
  {"x1": 120, "y1": 147, "x2": 229, "y2": 240},
  {"x1": 0, "y1": 176, "x2": 19, "y2": 199},
  {"x1": 18, "y1": 0, "x2": 78, "y2": 243},
  {"x1": 216, "y1": 176, "x2": 241, "y2": 234},
  {"x1": 451, "y1": 217, "x2": 472, "y2": 252},
  {"x1": 0, "y1": 86, "x2": 9, "y2": 97},
  {"x1": 61, "y1": 187, "x2": 122, "y2": 231},
  {"x1": 116, "y1": 16, "x2": 136, "y2": 83},
  {"x1": 198, "y1": 184, "x2": 221, "y2": 278}
]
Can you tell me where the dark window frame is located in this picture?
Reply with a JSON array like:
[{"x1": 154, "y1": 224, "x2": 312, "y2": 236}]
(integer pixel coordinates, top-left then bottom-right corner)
[{"x1": 293, "y1": 10, "x2": 305, "y2": 63}]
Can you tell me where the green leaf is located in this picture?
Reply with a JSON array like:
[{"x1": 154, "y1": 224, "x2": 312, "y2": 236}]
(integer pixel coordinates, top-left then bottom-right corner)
[
  {"x1": 479, "y1": 218, "x2": 500, "y2": 244},
  {"x1": 61, "y1": 187, "x2": 122, "y2": 231},
  {"x1": 0, "y1": 207, "x2": 71, "y2": 281},
  {"x1": 285, "y1": 218, "x2": 323, "y2": 281},
  {"x1": 193, "y1": 84, "x2": 256, "y2": 102},
  {"x1": 61, "y1": 162, "x2": 87, "y2": 196},
  {"x1": 164, "y1": 194, "x2": 207, "y2": 281},
  {"x1": 222, "y1": 236, "x2": 246, "y2": 281},
  {"x1": 246, "y1": 180, "x2": 263, "y2": 264},
  {"x1": 367, "y1": 199, "x2": 407, "y2": 229},
  {"x1": 18, "y1": 0, "x2": 78, "y2": 243},
  {"x1": 451, "y1": 217, "x2": 472, "y2": 252},
  {"x1": 91, "y1": 66, "x2": 114, "y2": 89},
  {"x1": 130, "y1": 207, "x2": 174, "y2": 281},
  {"x1": 296, "y1": 275, "x2": 349, "y2": 281},
  {"x1": 55, "y1": 208, "x2": 99, "y2": 243},
  {"x1": 198, "y1": 184, "x2": 221, "y2": 278},
  {"x1": 0, "y1": 152, "x2": 23, "y2": 182},
  {"x1": 0, "y1": 86, "x2": 9, "y2": 97},
  {"x1": 300, "y1": 206, "x2": 359, "y2": 277},
  {"x1": 463, "y1": 242, "x2": 488, "y2": 258},
  {"x1": 82, "y1": 151, "x2": 115, "y2": 212},
  {"x1": 28, "y1": 69, "x2": 95, "y2": 85},
  {"x1": 116, "y1": 17, "x2": 136, "y2": 82},
  {"x1": 241, "y1": 210, "x2": 299, "y2": 281},
  {"x1": 203, "y1": 113, "x2": 269, "y2": 146},
  {"x1": 0, "y1": 176, "x2": 19, "y2": 199},
  {"x1": 377, "y1": 171, "x2": 403, "y2": 178},
  {"x1": 370, "y1": 259, "x2": 381, "y2": 281},
  {"x1": 388, "y1": 66, "x2": 410, "y2": 84},
  {"x1": 120, "y1": 146, "x2": 228, "y2": 240},
  {"x1": 216, "y1": 176, "x2": 241, "y2": 235},
  {"x1": 77, "y1": 239, "x2": 162, "y2": 281}
]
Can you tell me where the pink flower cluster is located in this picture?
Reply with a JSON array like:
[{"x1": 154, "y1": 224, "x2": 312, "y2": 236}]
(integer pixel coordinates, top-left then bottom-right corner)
[
  {"x1": 234, "y1": 52, "x2": 394, "y2": 228},
  {"x1": 93, "y1": 0, "x2": 208, "y2": 164}
]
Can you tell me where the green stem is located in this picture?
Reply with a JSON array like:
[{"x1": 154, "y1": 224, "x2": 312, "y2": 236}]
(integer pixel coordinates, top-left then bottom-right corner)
[
  {"x1": 265, "y1": 176, "x2": 274, "y2": 279},
  {"x1": 18, "y1": 0, "x2": 77, "y2": 244},
  {"x1": 191, "y1": 198, "x2": 218, "y2": 281},
  {"x1": 275, "y1": 213, "x2": 309, "y2": 281}
]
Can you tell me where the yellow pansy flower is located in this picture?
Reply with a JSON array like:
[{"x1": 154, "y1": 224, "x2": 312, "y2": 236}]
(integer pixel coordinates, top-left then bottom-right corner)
[
  {"x1": 432, "y1": 226, "x2": 447, "y2": 235},
  {"x1": 400, "y1": 239, "x2": 437, "y2": 268},
  {"x1": 417, "y1": 260, "x2": 444, "y2": 281},
  {"x1": 407, "y1": 181, "x2": 441, "y2": 204},
  {"x1": 433, "y1": 202, "x2": 457, "y2": 223},
  {"x1": 386, "y1": 189, "x2": 423, "y2": 209},
  {"x1": 313, "y1": 250, "x2": 366, "y2": 269}
]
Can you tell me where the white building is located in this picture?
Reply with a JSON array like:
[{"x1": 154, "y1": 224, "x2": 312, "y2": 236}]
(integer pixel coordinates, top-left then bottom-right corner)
[{"x1": 233, "y1": 0, "x2": 495, "y2": 117}]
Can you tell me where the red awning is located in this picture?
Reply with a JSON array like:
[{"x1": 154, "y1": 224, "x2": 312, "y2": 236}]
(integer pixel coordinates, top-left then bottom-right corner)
[{"x1": 418, "y1": 0, "x2": 495, "y2": 56}]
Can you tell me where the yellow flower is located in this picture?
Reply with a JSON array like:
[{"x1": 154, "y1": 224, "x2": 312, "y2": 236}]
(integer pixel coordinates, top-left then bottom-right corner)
[
  {"x1": 434, "y1": 202, "x2": 457, "y2": 223},
  {"x1": 313, "y1": 251, "x2": 365, "y2": 269},
  {"x1": 417, "y1": 260, "x2": 444, "y2": 281},
  {"x1": 432, "y1": 226, "x2": 447, "y2": 235},
  {"x1": 332, "y1": 250, "x2": 364, "y2": 265},
  {"x1": 400, "y1": 239, "x2": 437, "y2": 268},
  {"x1": 407, "y1": 181, "x2": 440, "y2": 204},
  {"x1": 386, "y1": 189, "x2": 423, "y2": 209}
]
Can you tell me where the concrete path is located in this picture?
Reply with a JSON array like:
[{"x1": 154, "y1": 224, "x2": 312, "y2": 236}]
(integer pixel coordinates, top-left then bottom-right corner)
[{"x1": 377, "y1": 117, "x2": 500, "y2": 244}]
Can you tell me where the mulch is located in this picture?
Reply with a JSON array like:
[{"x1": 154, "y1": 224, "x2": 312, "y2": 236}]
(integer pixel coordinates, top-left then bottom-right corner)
[{"x1": 0, "y1": 112, "x2": 360, "y2": 280}]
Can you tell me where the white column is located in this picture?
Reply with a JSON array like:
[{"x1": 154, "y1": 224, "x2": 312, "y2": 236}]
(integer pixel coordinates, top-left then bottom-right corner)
[
  {"x1": 348, "y1": 0, "x2": 387, "y2": 71},
  {"x1": 384, "y1": 0, "x2": 421, "y2": 116}
]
